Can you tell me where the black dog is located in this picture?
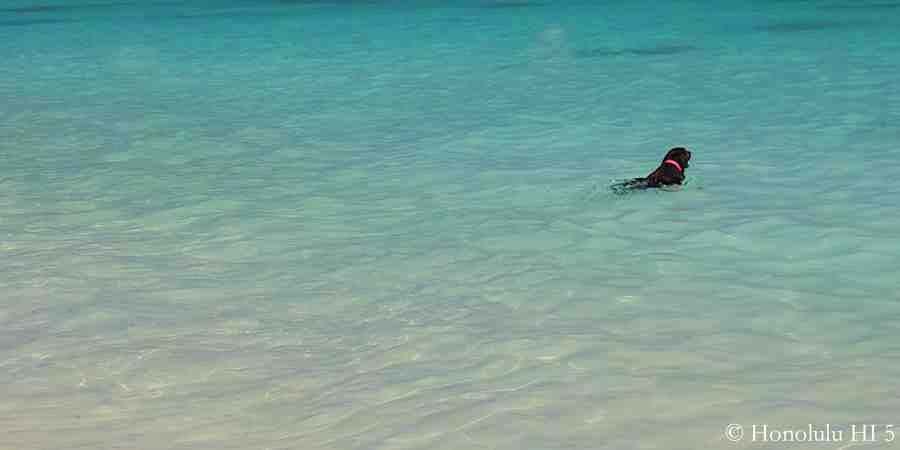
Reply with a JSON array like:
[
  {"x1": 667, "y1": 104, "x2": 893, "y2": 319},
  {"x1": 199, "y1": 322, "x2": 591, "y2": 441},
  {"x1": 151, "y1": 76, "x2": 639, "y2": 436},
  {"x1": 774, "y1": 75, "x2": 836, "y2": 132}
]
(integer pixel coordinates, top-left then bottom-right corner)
[{"x1": 611, "y1": 147, "x2": 692, "y2": 193}]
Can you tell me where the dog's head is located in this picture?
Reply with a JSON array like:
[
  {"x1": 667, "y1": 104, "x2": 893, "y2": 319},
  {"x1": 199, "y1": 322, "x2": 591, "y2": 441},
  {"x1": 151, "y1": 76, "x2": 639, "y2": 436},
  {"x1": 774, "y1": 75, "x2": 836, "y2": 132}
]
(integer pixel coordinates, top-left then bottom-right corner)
[{"x1": 663, "y1": 147, "x2": 691, "y2": 170}]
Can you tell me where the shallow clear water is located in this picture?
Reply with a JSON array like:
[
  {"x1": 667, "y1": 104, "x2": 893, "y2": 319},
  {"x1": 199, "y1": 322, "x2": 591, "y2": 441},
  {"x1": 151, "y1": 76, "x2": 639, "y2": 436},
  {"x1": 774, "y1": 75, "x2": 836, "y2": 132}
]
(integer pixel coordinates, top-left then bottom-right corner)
[{"x1": 2, "y1": 1, "x2": 899, "y2": 449}]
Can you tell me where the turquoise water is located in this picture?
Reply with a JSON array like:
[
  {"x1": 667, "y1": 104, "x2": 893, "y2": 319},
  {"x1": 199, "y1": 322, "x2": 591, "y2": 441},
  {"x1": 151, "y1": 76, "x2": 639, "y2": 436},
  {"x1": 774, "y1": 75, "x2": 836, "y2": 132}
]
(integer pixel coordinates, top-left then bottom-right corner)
[{"x1": 2, "y1": 1, "x2": 899, "y2": 449}]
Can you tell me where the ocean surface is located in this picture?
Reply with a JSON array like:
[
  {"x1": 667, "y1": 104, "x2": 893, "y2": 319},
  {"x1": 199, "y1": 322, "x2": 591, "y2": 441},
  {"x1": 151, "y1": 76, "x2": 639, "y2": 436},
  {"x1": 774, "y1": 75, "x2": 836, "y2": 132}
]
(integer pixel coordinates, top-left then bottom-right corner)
[{"x1": 2, "y1": 1, "x2": 899, "y2": 449}]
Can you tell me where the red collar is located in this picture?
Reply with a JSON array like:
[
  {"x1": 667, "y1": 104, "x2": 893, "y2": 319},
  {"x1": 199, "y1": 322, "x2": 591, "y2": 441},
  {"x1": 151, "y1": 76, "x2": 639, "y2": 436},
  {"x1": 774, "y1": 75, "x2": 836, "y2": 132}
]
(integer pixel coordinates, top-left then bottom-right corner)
[{"x1": 664, "y1": 159, "x2": 683, "y2": 172}]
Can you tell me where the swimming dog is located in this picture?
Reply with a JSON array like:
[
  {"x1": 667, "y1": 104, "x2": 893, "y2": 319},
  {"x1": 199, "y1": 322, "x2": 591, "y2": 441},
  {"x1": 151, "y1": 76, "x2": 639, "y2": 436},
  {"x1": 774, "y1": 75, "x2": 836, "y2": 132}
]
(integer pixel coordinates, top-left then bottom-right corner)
[{"x1": 612, "y1": 147, "x2": 692, "y2": 193}]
